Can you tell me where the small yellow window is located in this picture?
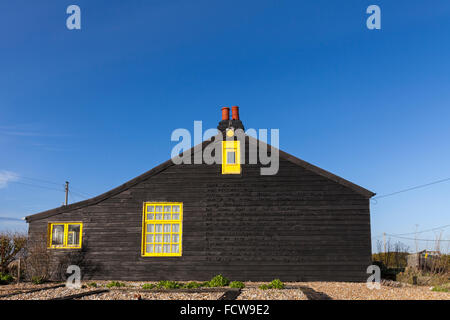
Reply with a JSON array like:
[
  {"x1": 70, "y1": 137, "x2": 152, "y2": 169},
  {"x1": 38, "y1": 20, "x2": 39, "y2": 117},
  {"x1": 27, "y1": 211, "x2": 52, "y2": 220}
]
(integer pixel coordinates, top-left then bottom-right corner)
[
  {"x1": 48, "y1": 222, "x2": 82, "y2": 249},
  {"x1": 142, "y1": 202, "x2": 183, "y2": 257},
  {"x1": 222, "y1": 140, "x2": 241, "y2": 174}
]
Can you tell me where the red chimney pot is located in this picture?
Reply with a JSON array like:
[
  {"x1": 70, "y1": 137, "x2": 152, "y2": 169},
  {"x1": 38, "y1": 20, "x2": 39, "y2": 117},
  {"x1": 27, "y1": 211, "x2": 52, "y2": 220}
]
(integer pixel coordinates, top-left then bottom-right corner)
[
  {"x1": 231, "y1": 106, "x2": 240, "y2": 120},
  {"x1": 221, "y1": 107, "x2": 230, "y2": 121}
]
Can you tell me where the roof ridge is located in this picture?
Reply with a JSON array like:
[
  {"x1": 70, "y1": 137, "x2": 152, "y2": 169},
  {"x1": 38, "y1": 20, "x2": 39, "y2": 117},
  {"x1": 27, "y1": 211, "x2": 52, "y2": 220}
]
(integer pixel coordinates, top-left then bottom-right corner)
[{"x1": 26, "y1": 134, "x2": 374, "y2": 222}]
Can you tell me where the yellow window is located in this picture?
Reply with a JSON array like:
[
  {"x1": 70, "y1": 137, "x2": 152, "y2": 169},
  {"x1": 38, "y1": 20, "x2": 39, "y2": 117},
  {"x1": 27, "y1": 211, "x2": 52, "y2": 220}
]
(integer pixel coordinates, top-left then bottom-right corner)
[
  {"x1": 222, "y1": 140, "x2": 241, "y2": 174},
  {"x1": 142, "y1": 202, "x2": 183, "y2": 257},
  {"x1": 48, "y1": 222, "x2": 83, "y2": 249}
]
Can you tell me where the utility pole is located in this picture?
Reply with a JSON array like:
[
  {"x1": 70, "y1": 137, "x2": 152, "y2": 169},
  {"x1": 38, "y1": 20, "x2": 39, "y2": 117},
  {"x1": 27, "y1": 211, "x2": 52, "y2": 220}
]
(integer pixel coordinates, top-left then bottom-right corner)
[
  {"x1": 65, "y1": 181, "x2": 69, "y2": 206},
  {"x1": 383, "y1": 232, "x2": 386, "y2": 253}
]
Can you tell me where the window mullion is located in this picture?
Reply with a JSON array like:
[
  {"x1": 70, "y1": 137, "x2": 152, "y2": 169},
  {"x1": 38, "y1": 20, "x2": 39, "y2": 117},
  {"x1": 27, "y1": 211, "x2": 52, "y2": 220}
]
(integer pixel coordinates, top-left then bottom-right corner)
[{"x1": 63, "y1": 224, "x2": 68, "y2": 248}]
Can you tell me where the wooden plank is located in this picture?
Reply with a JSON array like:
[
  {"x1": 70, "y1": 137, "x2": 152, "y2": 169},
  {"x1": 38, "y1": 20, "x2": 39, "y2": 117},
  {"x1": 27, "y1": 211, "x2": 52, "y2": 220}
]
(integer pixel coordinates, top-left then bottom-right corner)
[
  {"x1": 0, "y1": 284, "x2": 65, "y2": 298},
  {"x1": 50, "y1": 289, "x2": 109, "y2": 300},
  {"x1": 218, "y1": 289, "x2": 241, "y2": 300}
]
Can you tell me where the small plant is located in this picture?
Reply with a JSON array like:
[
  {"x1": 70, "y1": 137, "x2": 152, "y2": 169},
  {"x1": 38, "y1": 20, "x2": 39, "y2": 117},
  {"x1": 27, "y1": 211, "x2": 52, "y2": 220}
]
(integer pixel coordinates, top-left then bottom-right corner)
[
  {"x1": 259, "y1": 279, "x2": 285, "y2": 290},
  {"x1": 31, "y1": 276, "x2": 45, "y2": 285},
  {"x1": 156, "y1": 280, "x2": 182, "y2": 289},
  {"x1": 106, "y1": 281, "x2": 126, "y2": 288},
  {"x1": 87, "y1": 282, "x2": 98, "y2": 288},
  {"x1": 142, "y1": 283, "x2": 156, "y2": 290},
  {"x1": 208, "y1": 274, "x2": 230, "y2": 287},
  {"x1": 432, "y1": 285, "x2": 449, "y2": 293},
  {"x1": 269, "y1": 279, "x2": 285, "y2": 289},
  {"x1": 229, "y1": 281, "x2": 245, "y2": 289},
  {"x1": 0, "y1": 273, "x2": 14, "y2": 284},
  {"x1": 182, "y1": 281, "x2": 204, "y2": 289}
]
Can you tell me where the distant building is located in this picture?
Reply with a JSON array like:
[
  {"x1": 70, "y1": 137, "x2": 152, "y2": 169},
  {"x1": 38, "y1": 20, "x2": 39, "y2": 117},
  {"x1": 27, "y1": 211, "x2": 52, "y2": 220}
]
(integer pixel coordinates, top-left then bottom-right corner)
[{"x1": 406, "y1": 250, "x2": 441, "y2": 270}]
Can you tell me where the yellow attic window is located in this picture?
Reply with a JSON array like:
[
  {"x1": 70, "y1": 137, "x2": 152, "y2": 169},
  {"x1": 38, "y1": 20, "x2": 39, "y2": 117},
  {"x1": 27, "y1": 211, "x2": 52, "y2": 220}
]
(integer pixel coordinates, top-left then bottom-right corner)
[{"x1": 222, "y1": 140, "x2": 241, "y2": 174}]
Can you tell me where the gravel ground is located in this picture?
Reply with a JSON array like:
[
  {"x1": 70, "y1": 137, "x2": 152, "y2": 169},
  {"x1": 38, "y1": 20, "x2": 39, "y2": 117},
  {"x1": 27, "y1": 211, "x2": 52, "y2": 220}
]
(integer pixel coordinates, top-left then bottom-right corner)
[
  {"x1": 2, "y1": 286, "x2": 93, "y2": 300},
  {"x1": 296, "y1": 282, "x2": 450, "y2": 300},
  {"x1": 237, "y1": 288, "x2": 307, "y2": 300},
  {"x1": 1, "y1": 281, "x2": 449, "y2": 300},
  {"x1": 0, "y1": 283, "x2": 63, "y2": 297},
  {"x1": 78, "y1": 290, "x2": 223, "y2": 300}
]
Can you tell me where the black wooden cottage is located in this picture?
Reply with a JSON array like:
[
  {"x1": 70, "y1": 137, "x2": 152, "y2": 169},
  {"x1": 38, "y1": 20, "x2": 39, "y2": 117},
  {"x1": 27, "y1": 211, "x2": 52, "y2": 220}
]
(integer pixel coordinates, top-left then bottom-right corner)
[{"x1": 26, "y1": 107, "x2": 375, "y2": 282}]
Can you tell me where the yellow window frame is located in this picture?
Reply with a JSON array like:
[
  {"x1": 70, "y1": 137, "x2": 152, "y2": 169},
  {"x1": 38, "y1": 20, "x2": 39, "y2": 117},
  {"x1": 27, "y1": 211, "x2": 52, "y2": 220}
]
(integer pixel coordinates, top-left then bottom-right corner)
[
  {"x1": 141, "y1": 202, "x2": 183, "y2": 257},
  {"x1": 222, "y1": 140, "x2": 241, "y2": 174},
  {"x1": 48, "y1": 222, "x2": 83, "y2": 249}
]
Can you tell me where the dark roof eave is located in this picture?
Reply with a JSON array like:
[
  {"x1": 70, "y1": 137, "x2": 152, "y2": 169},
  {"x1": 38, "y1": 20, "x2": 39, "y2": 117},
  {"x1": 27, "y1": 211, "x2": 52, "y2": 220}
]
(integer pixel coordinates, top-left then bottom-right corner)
[{"x1": 25, "y1": 158, "x2": 174, "y2": 222}]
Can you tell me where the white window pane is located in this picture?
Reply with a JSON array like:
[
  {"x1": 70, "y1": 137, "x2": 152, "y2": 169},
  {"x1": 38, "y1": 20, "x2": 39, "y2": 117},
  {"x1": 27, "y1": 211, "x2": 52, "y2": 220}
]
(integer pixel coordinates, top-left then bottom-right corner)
[
  {"x1": 172, "y1": 224, "x2": 179, "y2": 232},
  {"x1": 163, "y1": 224, "x2": 171, "y2": 232},
  {"x1": 155, "y1": 206, "x2": 163, "y2": 212},
  {"x1": 163, "y1": 234, "x2": 171, "y2": 243},
  {"x1": 155, "y1": 224, "x2": 162, "y2": 232},
  {"x1": 227, "y1": 151, "x2": 236, "y2": 164},
  {"x1": 155, "y1": 214, "x2": 162, "y2": 220},
  {"x1": 146, "y1": 234, "x2": 154, "y2": 243},
  {"x1": 67, "y1": 225, "x2": 80, "y2": 246},
  {"x1": 172, "y1": 213, "x2": 180, "y2": 220},
  {"x1": 163, "y1": 244, "x2": 170, "y2": 253},
  {"x1": 155, "y1": 234, "x2": 162, "y2": 242},
  {"x1": 147, "y1": 205, "x2": 154, "y2": 212},
  {"x1": 146, "y1": 224, "x2": 154, "y2": 232},
  {"x1": 147, "y1": 213, "x2": 154, "y2": 220},
  {"x1": 155, "y1": 244, "x2": 162, "y2": 253},
  {"x1": 146, "y1": 244, "x2": 153, "y2": 253},
  {"x1": 172, "y1": 234, "x2": 179, "y2": 243},
  {"x1": 163, "y1": 214, "x2": 171, "y2": 220},
  {"x1": 172, "y1": 205, "x2": 180, "y2": 213},
  {"x1": 171, "y1": 244, "x2": 179, "y2": 253},
  {"x1": 164, "y1": 206, "x2": 171, "y2": 212},
  {"x1": 52, "y1": 225, "x2": 64, "y2": 245}
]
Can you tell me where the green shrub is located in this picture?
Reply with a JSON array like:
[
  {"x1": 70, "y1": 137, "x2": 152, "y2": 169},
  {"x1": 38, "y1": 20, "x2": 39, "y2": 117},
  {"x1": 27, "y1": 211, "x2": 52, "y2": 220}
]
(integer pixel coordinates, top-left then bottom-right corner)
[
  {"x1": 259, "y1": 279, "x2": 285, "y2": 290},
  {"x1": 106, "y1": 281, "x2": 126, "y2": 288},
  {"x1": 269, "y1": 279, "x2": 285, "y2": 289},
  {"x1": 142, "y1": 283, "x2": 156, "y2": 290},
  {"x1": 0, "y1": 273, "x2": 14, "y2": 284},
  {"x1": 156, "y1": 280, "x2": 182, "y2": 289},
  {"x1": 229, "y1": 281, "x2": 245, "y2": 289},
  {"x1": 208, "y1": 274, "x2": 230, "y2": 287},
  {"x1": 31, "y1": 276, "x2": 45, "y2": 285},
  {"x1": 182, "y1": 281, "x2": 204, "y2": 289},
  {"x1": 432, "y1": 284, "x2": 449, "y2": 293},
  {"x1": 87, "y1": 282, "x2": 98, "y2": 288}
]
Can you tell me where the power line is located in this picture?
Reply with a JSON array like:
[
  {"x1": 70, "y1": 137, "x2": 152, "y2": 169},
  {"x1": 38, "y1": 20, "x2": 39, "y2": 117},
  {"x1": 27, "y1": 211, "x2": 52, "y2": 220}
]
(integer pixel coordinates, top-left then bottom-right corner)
[
  {"x1": 68, "y1": 190, "x2": 89, "y2": 201},
  {"x1": 385, "y1": 234, "x2": 450, "y2": 242},
  {"x1": 18, "y1": 175, "x2": 63, "y2": 186},
  {"x1": 389, "y1": 224, "x2": 450, "y2": 236},
  {"x1": 9, "y1": 181, "x2": 65, "y2": 193},
  {"x1": 373, "y1": 177, "x2": 450, "y2": 200},
  {"x1": 6, "y1": 175, "x2": 93, "y2": 198},
  {"x1": 70, "y1": 187, "x2": 93, "y2": 198}
]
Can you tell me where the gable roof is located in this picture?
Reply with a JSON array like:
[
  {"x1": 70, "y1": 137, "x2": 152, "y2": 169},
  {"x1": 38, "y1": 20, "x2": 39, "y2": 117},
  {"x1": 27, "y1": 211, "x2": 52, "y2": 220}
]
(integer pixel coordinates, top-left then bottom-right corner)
[{"x1": 25, "y1": 135, "x2": 375, "y2": 222}]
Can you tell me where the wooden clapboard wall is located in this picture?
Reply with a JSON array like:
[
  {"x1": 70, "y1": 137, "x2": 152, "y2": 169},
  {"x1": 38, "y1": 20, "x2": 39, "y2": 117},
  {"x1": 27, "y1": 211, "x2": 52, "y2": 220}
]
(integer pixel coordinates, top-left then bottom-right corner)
[{"x1": 27, "y1": 137, "x2": 373, "y2": 282}]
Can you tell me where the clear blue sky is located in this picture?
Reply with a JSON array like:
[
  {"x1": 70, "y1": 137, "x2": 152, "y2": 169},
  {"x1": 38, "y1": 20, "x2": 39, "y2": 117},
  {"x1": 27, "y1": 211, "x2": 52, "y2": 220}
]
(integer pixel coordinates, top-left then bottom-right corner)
[{"x1": 1, "y1": 1, "x2": 449, "y2": 253}]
